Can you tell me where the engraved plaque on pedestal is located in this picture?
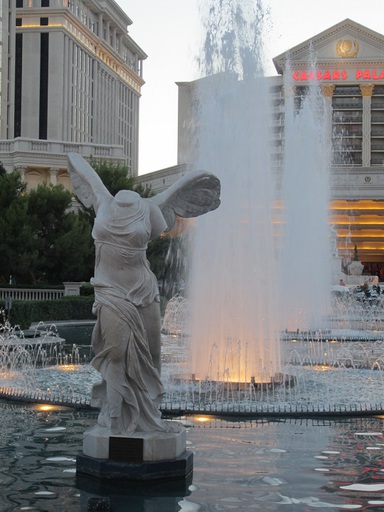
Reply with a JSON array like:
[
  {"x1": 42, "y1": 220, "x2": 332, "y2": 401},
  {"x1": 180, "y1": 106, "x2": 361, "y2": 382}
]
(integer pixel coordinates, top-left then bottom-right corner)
[{"x1": 109, "y1": 437, "x2": 143, "y2": 463}]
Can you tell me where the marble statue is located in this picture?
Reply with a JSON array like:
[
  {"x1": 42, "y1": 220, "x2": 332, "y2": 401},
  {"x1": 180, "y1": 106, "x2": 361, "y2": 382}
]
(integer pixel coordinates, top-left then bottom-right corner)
[{"x1": 67, "y1": 153, "x2": 220, "y2": 435}]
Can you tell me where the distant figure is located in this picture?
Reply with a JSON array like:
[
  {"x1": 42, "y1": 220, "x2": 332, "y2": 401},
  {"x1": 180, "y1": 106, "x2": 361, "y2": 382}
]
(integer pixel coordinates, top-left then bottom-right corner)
[
  {"x1": 67, "y1": 153, "x2": 220, "y2": 435},
  {"x1": 339, "y1": 279, "x2": 346, "y2": 286}
]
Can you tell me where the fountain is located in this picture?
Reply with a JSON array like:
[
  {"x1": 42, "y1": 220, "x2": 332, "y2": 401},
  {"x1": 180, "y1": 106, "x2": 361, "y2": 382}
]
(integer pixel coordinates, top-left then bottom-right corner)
[
  {"x1": 0, "y1": 317, "x2": 66, "y2": 370},
  {"x1": 171, "y1": 0, "x2": 332, "y2": 392},
  {"x1": 159, "y1": 0, "x2": 384, "y2": 416},
  {"x1": 161, "y1": 294, "x2": 188, "y2": 336},
  {"x1": 2, "y1": 0, "x2": 384, "y2": 420},
  {"x1": 278, "y1": 71, "x2": 332, "y2": 332},
  {"x1": 186, "y1": 1, "x2": 281, "y2": 387},
  {"x1": 0, "y1": 319, "x2": 92, "y2": 408}
]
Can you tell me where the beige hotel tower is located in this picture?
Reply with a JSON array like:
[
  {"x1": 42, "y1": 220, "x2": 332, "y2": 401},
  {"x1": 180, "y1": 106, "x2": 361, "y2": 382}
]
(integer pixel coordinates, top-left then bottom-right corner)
[{"x1": 0, "y1": 0, "x2": 146, "y2": 189}]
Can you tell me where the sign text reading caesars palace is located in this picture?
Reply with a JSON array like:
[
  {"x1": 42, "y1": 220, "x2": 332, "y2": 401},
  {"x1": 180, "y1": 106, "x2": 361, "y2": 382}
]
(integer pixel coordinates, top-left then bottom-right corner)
[{"x1": 292, "y1": 69, "x2": 384, "y2": 82}]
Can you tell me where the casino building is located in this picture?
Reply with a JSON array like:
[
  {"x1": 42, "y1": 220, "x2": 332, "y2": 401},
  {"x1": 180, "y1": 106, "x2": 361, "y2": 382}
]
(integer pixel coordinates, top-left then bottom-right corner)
[
  {"x1": 152, "y1": 18, "x2": 384, "y2": 278},
  {"x1": 0, "y1": 0, "x2": 146, "y2": 189},
  {"x1": 273, "y1": 18, "x2": 384, "y2": 277}
]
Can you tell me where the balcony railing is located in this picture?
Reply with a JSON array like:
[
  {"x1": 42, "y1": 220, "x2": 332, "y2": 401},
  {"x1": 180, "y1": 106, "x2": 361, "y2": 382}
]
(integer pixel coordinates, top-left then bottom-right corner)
[
  {"x1": 0, "y1": 288, "x2": 64, "y2": 301},
  {"x1": 0, "y1": 282, "x2": 82, "y2": 301},
  {"x1": 0, "y1": 138, "x2": 124, "y2": 160}
]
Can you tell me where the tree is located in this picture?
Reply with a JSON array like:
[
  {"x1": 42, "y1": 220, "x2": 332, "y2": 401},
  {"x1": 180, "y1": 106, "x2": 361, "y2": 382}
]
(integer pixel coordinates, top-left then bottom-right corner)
[
  {"x1": 25, "y1": 184, "x2": 93, "y2": 284},
  {"x1": 0, "y1": 177, "x2": 93, "y2": 285},
  {"x1": 0, "y1": 168, "x2": 37, "y2": 284},
  {"x1": 48, "y1": 209, "x2": 94, "y2": 282},
  {"x1": 89, "y1": 159, "x2": 153, "y2": 197},
  {"x1": 0, "y1": 159, "x2": 157, "y2": 286}
]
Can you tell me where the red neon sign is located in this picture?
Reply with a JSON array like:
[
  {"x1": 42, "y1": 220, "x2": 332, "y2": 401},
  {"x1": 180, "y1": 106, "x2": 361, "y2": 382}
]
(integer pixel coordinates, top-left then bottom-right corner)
[
  {"x1": 356, "y1": 69, "x2": 384, "y2": 80},
  {"x1": 292, "y1": 69, "x2": 384, "y2": 82},
  {"x1": 292, "y1": 70, "x2": 347, "y2": 81}
]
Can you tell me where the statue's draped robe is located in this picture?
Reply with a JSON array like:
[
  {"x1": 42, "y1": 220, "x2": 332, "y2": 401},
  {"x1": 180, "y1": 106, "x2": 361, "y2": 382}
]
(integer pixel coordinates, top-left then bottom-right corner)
[
  {"x1": 66, "y1": 152, "x2": 220, "y2": 434},
  {"x1": 90, "y1": 196, "x2": 167, "y2": 433}
]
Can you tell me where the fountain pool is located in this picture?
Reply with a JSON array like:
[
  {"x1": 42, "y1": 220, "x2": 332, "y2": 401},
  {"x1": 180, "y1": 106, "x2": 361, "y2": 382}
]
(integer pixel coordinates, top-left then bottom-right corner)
[
  {"x1": 1, "y1": 401, "x2": 384, "y2": 511},
  {"x1": 1, "y1": 326, "x2": 384, "y2": 417}
]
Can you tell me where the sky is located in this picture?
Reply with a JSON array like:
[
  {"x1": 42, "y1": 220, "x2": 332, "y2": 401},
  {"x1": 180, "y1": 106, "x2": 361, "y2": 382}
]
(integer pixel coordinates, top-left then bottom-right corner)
[{"x1": 118, "y1": 0, "x2": 384, "y2": 175}]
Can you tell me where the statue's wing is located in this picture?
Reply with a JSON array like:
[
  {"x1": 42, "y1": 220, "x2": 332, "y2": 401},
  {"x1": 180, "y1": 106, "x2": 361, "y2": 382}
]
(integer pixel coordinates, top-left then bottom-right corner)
[
  {"x1": 149, "y1": 170, "x2": 221, "y2": 231},
  {"x1": 67, "y1": 153, "x2": 112, "y2": 210}
]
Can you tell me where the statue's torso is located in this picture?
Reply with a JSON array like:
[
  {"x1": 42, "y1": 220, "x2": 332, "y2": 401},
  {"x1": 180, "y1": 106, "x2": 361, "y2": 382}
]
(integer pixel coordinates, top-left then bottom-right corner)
[{"x1": 91, "y1": 197, "x2": 160, "y2": 307}]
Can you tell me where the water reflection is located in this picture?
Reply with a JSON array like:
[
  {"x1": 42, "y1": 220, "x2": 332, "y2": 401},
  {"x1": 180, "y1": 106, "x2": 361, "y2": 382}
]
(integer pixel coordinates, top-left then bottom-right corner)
[
  {"x1": 77, "y1": 475, "x2": 191, "y2": 512},
  {"x1": 0, "y1": 403, "x2": 384, "y2": 511},
  {"x1": 318, "y1": 418, "x2": 384, "y2": 508}
]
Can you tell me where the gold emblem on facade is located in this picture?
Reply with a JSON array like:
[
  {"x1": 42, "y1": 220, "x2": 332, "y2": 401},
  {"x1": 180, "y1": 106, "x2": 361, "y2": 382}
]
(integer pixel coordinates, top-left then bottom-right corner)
[{"x1": 337, "y1": 39, "x2": 359, "y2": 58}]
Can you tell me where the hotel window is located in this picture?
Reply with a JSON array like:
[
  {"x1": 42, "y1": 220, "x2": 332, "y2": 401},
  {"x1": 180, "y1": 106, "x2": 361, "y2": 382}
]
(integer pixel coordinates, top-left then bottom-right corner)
[
  {"x1": 16, "y1": 18, "x2": 22, "y2": 26},
  {"x1": 293, "y1": 85, "x2": 308, "y2": 112},
  {"x1": 332, "y1": 86, "x2": 362, "y2": 165},
  {"x1": 16, "y1": 0, "x2": 23, "y2": 7},
  {"x1": 41, "y1": 0, "x2": 49, "y2": 6},
  {"x1": 40, "y1": 17, "x2": 48, "y2": 26},
  {"x1": 370, "y1": 85, "x2": 384, "y2": 165}
]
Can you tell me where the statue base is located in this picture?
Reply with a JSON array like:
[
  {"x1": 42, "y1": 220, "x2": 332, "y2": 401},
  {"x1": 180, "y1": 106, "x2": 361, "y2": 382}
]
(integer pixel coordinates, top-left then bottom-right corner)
[{"x1": 76, "y1": 422, "x2": 193, "y2": 483}]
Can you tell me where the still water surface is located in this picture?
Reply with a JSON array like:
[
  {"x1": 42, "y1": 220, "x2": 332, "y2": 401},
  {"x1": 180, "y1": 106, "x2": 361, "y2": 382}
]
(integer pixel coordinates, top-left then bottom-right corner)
[{"x1": 0, "y1": 402, "x2": 384, "y2": 511}]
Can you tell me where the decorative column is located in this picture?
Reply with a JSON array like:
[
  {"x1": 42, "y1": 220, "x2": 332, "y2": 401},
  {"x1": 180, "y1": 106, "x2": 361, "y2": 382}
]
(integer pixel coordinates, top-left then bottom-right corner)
[
  {"x1": 321, "y1": 83, "x2": 335, "y2": 98},
  {"x1": 360, "y1": 83, "x2": 374, "y2": 167},
  {"x1": 15, "y1": 166, "x2": 26, "y2": 181},
  {"x1": 50, "y1": 167, "x2": 59, "y2": 185},
  {"x1": 98, "y1": 13, "x2": 103, "y2": 38},
  {"x1": 111, "y1": 26, "x2": 117, "y2": 49}
]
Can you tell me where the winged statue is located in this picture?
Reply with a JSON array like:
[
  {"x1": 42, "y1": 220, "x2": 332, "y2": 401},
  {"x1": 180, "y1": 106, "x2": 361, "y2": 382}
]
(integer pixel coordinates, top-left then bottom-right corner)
[{"x1": 66, "y1": 153, "x2": 221, "y2": 436}]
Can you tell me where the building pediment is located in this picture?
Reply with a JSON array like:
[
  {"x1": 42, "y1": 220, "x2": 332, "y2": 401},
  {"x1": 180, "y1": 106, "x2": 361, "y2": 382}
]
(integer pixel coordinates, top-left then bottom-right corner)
[{"x1": 273, "y1": 19, "x2": 384, "y2": 77}]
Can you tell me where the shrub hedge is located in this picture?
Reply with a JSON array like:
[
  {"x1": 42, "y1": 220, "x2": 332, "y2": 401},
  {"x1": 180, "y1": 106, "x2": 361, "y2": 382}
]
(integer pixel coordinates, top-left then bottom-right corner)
[
  {"x1": 2, "y1": 296, "x2": 95, "y2": 329},
  {"x1": 2, "y1": 294, "x2": 168, "y2": 329}
]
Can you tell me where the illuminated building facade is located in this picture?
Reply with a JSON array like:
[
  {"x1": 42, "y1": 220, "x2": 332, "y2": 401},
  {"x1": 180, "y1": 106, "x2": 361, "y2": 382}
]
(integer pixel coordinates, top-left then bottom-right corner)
[
  {"x1": 0, "y1": 0, "x2": 146, "y2": 189},
  {"x1": 273, "y1": 19, "x2": 384, "y2": 275},
  {"x1": 174, "y1": 19, "x2": 384, "y2": 276}
]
